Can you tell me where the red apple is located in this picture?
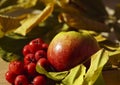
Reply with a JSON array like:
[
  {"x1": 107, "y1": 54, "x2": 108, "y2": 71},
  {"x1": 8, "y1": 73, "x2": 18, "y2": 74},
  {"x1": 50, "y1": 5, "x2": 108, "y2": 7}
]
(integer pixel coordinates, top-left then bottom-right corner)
[{"x1": 47, "y1": 31, "x2": 100, "y2": 71}]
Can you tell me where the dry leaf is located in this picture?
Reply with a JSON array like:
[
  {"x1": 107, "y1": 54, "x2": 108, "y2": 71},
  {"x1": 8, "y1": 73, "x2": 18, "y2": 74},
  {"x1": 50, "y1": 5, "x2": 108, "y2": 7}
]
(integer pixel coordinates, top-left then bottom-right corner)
[
  {"x1": 59, "y1": 13, "x2": 109, "y2": 32},
  {"x1": 0, "y1": 15, "x2": 21, "y2": 37},
  {"x1": 0, "y1": 0, "x2": 37, "y2": 14},
  {"x1": 14, "y1": 3, "x2": 54, "y2": 36}
]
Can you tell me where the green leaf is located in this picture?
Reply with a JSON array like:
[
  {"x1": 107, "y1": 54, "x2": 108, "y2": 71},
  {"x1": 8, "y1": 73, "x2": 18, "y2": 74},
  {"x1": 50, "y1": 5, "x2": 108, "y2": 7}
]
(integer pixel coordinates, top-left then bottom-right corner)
[
  {"x1": 83, "y1": 49, "x2": 109, "y2": 85},
  {"x1": 36, "y1": 49, "x2": 109, "y2": 85},
  {"x1": 36, "y1": 64, "x2": 69, "y2": 81},
  {"x1": 0, "y1": 47, "x2": 21, "y2": 62},
  {"x1": 61, "y1": 64, "x2": 86, "y2": 85},
  {"x1": 0, "y1": 36, "x2": 31, "y2": 61}
]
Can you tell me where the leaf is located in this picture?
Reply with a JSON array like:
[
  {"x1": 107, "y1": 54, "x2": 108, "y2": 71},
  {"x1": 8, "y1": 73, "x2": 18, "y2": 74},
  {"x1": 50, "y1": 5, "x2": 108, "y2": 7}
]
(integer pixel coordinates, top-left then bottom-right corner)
[
  {"x1": 107, "y1": 47, "x2": 120, "y2": 67},
  {"x1": 61, "y1": 64, "x2": 86, "y2": 85},
  {"x1": 36, "y1": 49, "x2": 109, "y2": 85},
  {"x1": 0, "y1": 0, "x2": 37, "y2": 14},
  {"x1": 71, "y1": 0, "x2": 108, "y2": 21},
  {"x1": 57, "y1": 0, "x2": 109, "y2": 32},
  {"x1": 35, "y1": 49, "x2": 110, "y2": 85},
  {"x1": 0, "y1": 15, "x2": 21, "y2": 38},
  {"x1": 41, "y1": 0, "x2": 56, "y2": 5},
  {"x1": 83, "y1": 49, "x2": 109, "y2": 85},
  {"x1": 94, "y1": 34, "x2": 107, "y2": 42},
  {"x1": 0, "y1": 0, "x2": 17, "y2": 9},
  {"x1": 99, "y1": 40, "x2": 119, "y2": 51},
  {"x1": 36, "y1": 63, "x2": 86, "y2": 85},
  {"x1": 59, "y1": 13, "x2": 109, "y2": 32},
  {"x1": 0, "y1": 0, "x2": 8, "y2": 7},
  {"x1": 94, "y1": 73, "x2": 105, "y2": 85},
  {"x1": 0, "y1": 47, "x2": 21, "y2": 62},
  {"x1": 14, "y1": 3, "x2": 54, "y2": 36},
  {"x1": 0, "y1": 36, "x2": 31, "y2": 61},
  {"x1": 36, "y1": 64, "x2": 69, "y2": 81}
]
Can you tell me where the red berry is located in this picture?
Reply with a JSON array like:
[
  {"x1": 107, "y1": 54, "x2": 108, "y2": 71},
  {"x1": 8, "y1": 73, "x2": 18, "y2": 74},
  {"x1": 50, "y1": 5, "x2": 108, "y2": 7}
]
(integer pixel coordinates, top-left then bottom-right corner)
[
  {"x1": 9, "y1": 61, "x2": 24, "y2": 75},
  {"x1": 23, "y1": 45, "x2": 34, "y2": 56},
  {"x1": 37, "y1": 58, "x2": 50, "y2": 71},
  {"x1": 14, "y1": 75, "x2": 28, "y2": 85},
  {"x1": 24, "y1": 54, "x2": 36, "y2": 65},
  {"x1": 29, "y1": 38, "x2": 44, "y2": 52},
  {"x1": 5, "y1": 70, "x2": 17, "y2": 84},
  {"x1": 27, "y1": 63, "x2": 38, "y2": 77},
  {"x1": 33, "y1": 75, "x2": 46, "y2": 85},
  {"x1": 42, "y1": 43, "x2": 48, "y2": 51},
  {"x1": 35, "y1": 50, "x2": 47, "y2": 61}
]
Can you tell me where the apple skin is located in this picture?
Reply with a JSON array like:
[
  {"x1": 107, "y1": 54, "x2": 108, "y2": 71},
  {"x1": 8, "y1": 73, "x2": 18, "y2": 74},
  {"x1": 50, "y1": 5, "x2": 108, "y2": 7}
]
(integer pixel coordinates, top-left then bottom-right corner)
[{"x1": 47, "y1": 31, "x2": 100, "y2": 71}]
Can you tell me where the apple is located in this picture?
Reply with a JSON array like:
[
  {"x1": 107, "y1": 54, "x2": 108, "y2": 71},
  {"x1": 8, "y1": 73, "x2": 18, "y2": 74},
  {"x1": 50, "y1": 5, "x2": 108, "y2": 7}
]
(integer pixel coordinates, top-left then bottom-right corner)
[{"x1": 47, "y1": 31, "x2": 100, "y2": 71}]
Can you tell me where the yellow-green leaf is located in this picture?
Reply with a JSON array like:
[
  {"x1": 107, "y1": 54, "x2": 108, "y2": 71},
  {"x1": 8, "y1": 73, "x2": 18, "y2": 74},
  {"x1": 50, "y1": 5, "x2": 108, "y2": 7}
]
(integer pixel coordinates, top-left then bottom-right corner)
[
  {"x1": 0, "y1": 0, "x2": 37, "y2": 14},
  {"x1": 83, "y1": 49, "x2": 109, "y2": 85},
  {"x1": 62, "y1": 64, "x2": 86, "y2": 85},
  {"x1": 14, "y1": 3, "x2": 54, "y2": 36},
  {"x1": 36, "y1": 64, "x2": 69, "y2": 81}
]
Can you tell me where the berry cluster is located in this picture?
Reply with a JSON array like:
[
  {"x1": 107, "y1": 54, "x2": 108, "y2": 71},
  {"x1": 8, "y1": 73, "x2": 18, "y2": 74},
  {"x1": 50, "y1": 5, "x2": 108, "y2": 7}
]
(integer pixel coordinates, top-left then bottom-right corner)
[{"x1": 5, "y1": 38, "x2": 51, "y2": 85}]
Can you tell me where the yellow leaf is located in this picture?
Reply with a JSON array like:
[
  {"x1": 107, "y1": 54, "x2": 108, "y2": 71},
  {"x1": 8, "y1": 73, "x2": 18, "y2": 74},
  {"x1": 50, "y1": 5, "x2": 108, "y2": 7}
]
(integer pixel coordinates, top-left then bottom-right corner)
[
  {"x1": 0, "y1": 0, "x2": 37, "y2": 14},
  {"x1": 95, "y1": 34, "x2": 107, "y2": 42},
  {"x1": 14, "y1": 3, "x2": 54, "y2": 36}
]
